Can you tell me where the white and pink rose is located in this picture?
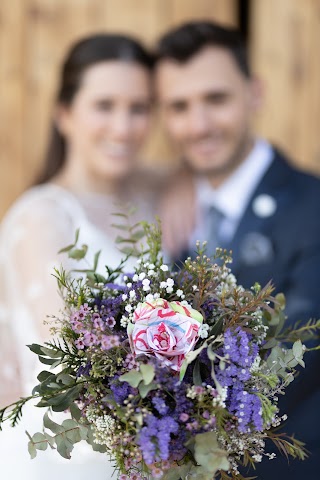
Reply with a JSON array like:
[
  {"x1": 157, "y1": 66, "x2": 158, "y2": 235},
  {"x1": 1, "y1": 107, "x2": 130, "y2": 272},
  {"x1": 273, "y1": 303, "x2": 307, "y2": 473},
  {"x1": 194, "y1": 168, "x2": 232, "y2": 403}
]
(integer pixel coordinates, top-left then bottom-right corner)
[{"x1": 127, "y1": 299, "x2": 203, "y2": 371}]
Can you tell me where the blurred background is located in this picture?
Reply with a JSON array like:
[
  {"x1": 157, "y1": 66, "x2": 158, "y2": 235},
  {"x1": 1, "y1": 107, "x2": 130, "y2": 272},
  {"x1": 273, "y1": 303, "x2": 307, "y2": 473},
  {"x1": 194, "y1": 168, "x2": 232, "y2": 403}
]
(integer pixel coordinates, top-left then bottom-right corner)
[{"x1": 1, "y1": 0, "x2": 320, "y2": 218}]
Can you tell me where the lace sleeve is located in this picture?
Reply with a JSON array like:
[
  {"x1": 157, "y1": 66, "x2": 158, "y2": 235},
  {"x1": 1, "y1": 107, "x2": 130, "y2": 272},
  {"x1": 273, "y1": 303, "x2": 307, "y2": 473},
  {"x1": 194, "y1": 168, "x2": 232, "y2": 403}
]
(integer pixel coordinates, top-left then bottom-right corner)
[{"x1": 0, "y1": 192, "x2": 80, "y2": 402}]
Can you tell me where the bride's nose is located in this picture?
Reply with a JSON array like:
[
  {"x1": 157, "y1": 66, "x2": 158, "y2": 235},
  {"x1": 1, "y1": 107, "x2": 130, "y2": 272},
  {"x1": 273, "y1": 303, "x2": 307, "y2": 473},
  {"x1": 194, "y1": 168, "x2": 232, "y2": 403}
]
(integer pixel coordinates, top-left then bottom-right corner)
[{"x1": 110, "y1": 109, "x2": 133, "y2": 140}]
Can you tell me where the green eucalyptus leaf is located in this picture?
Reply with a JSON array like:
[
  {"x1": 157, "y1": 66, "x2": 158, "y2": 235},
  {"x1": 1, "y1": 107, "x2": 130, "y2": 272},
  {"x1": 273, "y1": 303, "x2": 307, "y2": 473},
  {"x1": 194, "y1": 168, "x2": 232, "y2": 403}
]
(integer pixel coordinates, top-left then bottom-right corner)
[
  {"x1": 28, "y1": 441, "x2": 37, "y2": 459},
  {"x1": 62, "y1": 419, "x2": 82, "y2": 443},
  {"x1": 32, "y1": 432, "x2": 48, "y2": 451},
  {"x1": 79, "y1": 424, "x2": 89, "y2": 441},
  {"x1": 187, "y1": 465, "x2": 215, "y2": 480},
  {"x1": 140, "y1": 363, "x2": 155, "y2": 385},
  {"x1": 119, "y1": 370, "x2": 142, "y2": 388},
  {"x1": 162, "y1": 463, "x2": 192, "y2": 480},
  {"x1": 194, "y1": 431, "x2": 230, "y2": 475},
  {"x1": 43, "y1": 411, "x2": 64, "y2": 434},
  {"x1": 43, "y1": 432, "x2": 55, "y2": 448},
  {"x1": 138, "y1": 382, "x2": 157, "y2": 398},
  {"x1": 55, "y1": 434, "x2": 73, "y2": 459},
  {"x1": 70, "y1": 402, "x2": 82, "y2": 421}
]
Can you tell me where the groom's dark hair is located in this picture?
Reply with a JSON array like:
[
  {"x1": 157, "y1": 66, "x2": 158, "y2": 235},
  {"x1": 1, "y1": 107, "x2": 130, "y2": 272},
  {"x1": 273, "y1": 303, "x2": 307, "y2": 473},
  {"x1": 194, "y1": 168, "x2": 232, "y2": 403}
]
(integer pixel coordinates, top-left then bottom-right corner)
[{"x1": 156, "y1": 21, "x2": 250, "y2": 78}]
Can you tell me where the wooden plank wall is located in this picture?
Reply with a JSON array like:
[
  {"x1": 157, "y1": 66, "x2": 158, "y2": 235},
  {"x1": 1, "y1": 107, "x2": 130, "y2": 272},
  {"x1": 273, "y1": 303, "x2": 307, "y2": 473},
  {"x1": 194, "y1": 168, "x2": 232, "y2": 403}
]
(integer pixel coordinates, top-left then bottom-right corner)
[
  {"x1": 0, "y1": 0, "x2": 237, "y2": 218},
  {"x1": 1, "y1": 0, "x2": 320, "y2": 219},
  {"x1": 250, "y1": 0, "x2": 320, "y2": 173}
]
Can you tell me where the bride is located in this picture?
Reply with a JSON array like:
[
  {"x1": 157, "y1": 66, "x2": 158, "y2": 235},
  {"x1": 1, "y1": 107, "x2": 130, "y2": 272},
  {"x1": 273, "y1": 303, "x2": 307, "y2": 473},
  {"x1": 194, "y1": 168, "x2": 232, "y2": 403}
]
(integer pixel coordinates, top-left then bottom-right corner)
[{"x1": 0, "y1": 33, "x2": 156, "y2": 479}]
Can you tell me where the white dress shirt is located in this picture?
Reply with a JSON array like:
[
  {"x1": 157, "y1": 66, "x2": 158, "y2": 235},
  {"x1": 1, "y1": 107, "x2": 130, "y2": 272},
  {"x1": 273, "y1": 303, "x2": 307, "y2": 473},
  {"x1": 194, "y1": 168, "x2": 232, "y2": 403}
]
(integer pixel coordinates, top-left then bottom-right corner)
[{"x1": 190, "y1": 139, "x2": 274, "y2": 248}]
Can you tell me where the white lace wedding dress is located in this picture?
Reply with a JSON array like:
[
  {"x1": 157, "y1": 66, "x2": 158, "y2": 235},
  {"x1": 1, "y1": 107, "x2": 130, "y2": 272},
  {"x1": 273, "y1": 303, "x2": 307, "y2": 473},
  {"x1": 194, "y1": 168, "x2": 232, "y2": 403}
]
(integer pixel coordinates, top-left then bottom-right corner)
[{"x1": 0, "y1": 182, "x2": 155, "y2": 480}]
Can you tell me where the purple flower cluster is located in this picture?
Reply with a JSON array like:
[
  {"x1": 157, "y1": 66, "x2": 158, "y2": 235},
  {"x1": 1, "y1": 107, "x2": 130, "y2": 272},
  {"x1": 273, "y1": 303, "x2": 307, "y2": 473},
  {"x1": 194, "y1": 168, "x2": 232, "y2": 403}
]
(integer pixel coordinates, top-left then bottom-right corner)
[
  {"x1": 216, "y1": 327, "x2": 259, "y2": 386},
  {"x1": 152, "y1": 396, "x2": 169, "y2": 415},
  {"x1": 152, "y1": 364, "x2": 193, "y2": 460},
  {"x1": 70, "y1": 304, "x2": 120, "y2": 351},
  {"x1": 216, "y1": 327, "x2": 263, "y2": 432},
  {"x1": 110, "y1": 377, "x2": 132, "y2": 405},
  {"x1": 138, "y1": 414, "x2": 178, "y2": 465},
  {"x1": 201, "y1": 298, "x2": 218, "y2": 321},
  {"x1": 229, "y1": 386, "x2": 263, "y2": 432}
]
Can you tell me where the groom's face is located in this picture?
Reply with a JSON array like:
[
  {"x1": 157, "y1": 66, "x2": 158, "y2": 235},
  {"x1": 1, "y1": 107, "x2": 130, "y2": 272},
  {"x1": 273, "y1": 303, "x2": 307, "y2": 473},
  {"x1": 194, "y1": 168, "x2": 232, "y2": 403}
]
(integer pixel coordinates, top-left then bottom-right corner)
[{"x1": 155, "y1": 46, "x2": 260, "y2": 183}]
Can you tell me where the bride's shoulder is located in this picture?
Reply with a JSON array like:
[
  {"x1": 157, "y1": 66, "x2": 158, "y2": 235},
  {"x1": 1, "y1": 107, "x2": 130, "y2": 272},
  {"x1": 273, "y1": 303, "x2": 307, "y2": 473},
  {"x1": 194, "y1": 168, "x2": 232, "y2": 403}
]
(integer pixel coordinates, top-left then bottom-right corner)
[{"x1": 1, "y1": 184, "x2": 83, "y2": 234}]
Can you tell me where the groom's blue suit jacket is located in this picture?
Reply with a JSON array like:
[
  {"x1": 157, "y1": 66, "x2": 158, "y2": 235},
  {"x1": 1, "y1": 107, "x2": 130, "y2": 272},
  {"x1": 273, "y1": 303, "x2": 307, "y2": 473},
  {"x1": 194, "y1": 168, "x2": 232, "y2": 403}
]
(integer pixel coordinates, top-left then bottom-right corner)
[
  {"x1": 179, "y1": 147, "x2": 320, "y2": 479},
  {"x1": 226, "y1": 148, "x2": 320, "y2": 479}
]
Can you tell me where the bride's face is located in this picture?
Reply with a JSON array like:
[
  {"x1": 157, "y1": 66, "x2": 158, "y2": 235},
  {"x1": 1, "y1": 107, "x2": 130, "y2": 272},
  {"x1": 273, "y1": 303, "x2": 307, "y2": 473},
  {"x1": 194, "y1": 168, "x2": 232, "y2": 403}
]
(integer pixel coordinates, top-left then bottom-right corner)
[{"x1": 59, "y1": 60, "x2": 153, "y2": 181}]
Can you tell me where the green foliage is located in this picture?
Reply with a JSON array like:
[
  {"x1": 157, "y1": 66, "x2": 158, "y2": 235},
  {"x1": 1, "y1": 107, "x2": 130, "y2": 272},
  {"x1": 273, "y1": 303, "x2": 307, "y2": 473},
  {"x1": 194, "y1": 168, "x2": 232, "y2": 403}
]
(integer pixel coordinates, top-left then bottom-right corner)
[
  {"x1": 119, "y1": 363, "x2": 156, "y2": 398},
  {"x1": 193, "y1": 431, "x2": 229, "y2": 477},
  {"x1": 27, "y1": 411, "x2": 90, "y2": 460},
  {"x1": 58, "y1": 228, "x2": 88, "y2": 260}
]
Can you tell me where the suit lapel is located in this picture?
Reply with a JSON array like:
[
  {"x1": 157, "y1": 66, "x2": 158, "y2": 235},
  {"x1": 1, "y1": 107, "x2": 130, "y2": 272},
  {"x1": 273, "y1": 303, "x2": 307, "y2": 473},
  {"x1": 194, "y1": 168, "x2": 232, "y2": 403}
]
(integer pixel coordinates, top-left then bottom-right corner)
[{"x1": 226, "y1": 149, "x2": 296, "y2": 272}]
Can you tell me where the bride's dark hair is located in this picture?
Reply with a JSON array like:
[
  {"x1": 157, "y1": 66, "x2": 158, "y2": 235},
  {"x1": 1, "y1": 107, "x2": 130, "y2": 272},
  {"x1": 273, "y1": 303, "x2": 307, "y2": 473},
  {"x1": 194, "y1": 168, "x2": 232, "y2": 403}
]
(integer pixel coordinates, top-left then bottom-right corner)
[{"x1": 37, "y1": 33, "x2": 154, "y2": 184}]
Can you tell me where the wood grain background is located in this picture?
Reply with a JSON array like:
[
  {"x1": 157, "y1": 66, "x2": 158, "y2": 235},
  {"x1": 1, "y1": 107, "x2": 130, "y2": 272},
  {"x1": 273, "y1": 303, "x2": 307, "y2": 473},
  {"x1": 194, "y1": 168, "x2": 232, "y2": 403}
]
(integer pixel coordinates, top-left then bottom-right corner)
[{"x1": 1, "y1": 0, "x2": 319, "y2": 218}]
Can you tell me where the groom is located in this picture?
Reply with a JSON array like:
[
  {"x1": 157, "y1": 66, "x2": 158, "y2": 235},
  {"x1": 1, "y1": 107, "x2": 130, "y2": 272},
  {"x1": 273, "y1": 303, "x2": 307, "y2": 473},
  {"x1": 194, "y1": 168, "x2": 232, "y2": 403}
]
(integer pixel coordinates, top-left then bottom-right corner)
[{"x1": 155, "y1": 21, "x2": 320, "y2": 479}]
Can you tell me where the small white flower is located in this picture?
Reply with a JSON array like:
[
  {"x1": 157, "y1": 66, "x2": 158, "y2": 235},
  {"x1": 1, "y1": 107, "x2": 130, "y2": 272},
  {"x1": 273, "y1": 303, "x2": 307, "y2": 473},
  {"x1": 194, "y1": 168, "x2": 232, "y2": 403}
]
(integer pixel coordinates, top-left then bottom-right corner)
[
  {"x1": 160, "y1": 265, "x2": 168, "y2": 271},
  {"x1": 125, "y1": 305, "x2": 133, "y2": 313},
  {"x1": 138, "y1": 272, "x2": 146, "y2": 280},
  {"x1": 142, "y1": 279, "x2": 150, "y2": 286},
  {"x1": 132, "y1": 274, "x2": 139, "y2": 282},
  {"x1": 120, "y1": 315, "x2": 129, "y2": 327},
  {"x1": 180, "y1": 300, "x2": 190, "y2": 306},
  {"x1": 176, "y1": 289, "x2": 184, "y2": 297},
  {"x1": 192, "y1": 285, "x2": 198, "y2": 291},
  {"x1": 199, "y1": 323, "x2": 209, "y2": 339},
  {"x1": 166, "y1": 278, "x2": 174, "y2": 287},
  {"x1": 160, "y1": 281, "x2": 167, "y2": 289},
  {"x1": 123, "y1": 276, "x2": 128, "y2": 281},
  {"x1": 129, "y1": 290, "x2": 136, "y2": 299},
  {"x1": 154, "y1": 293, "x2": 160, "y2": 299},
  {"x1": 122, "y1": 294, "x2": 128, "y2": 301},
  {"x1": 166, "y1": 286, "x2": 173, "y2": 294},
  {"x1": 148, "y1": 270, "x2": 155, "y2": 276},
  {"x1": 127, "y1": 282, "x2": 132, "y2": 288},
  {"x1": 145, "y1": 294, "x2": 154, "y2": 302},
  {"x1": 148, "y1": 264, "x2": 155, "y2": 269},
  {"x1": 144, "y1": 262, "x2": 150, "y2": 268}
]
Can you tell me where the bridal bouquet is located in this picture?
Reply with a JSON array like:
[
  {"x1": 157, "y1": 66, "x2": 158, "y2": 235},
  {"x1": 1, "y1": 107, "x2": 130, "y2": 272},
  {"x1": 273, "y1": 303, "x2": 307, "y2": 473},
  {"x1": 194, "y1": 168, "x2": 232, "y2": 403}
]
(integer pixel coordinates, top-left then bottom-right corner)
[{"x1": 0, "y1": 219, "x2": 315, "y2": 479}]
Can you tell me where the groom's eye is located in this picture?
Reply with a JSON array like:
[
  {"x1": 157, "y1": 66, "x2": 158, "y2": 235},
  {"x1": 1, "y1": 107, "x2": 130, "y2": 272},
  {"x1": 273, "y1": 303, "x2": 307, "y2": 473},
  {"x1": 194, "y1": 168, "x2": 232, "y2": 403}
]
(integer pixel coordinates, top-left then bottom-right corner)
[{"x1": 206, "y1": 92, "x2": 229, "y2": 105}]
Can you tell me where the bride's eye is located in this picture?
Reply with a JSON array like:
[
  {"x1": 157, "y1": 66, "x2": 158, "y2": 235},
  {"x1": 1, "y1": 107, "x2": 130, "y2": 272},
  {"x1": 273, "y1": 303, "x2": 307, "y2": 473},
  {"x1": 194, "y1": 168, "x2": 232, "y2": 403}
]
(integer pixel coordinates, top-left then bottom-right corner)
[{"x1": 95, "y1": 99, "x2": 113, "y2": 111}]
